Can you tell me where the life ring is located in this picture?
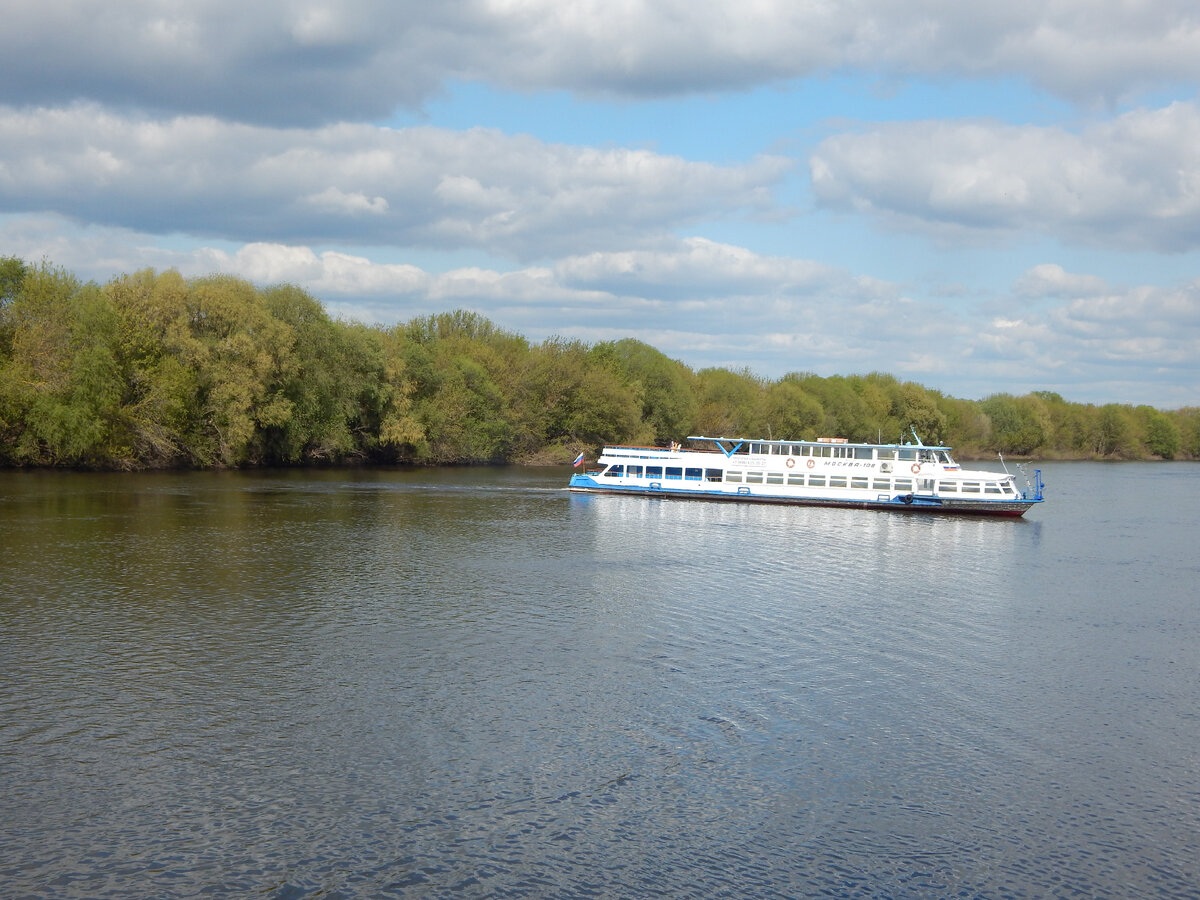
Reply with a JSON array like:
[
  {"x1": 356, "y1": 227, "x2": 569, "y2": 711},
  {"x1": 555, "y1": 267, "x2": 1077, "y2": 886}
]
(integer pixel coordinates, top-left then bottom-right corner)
[
  {"x1": 806, "y1": 459, "x2": 815, "y2": 469},
  {"x1": 911, "y1": 463, "x2": 921, "y2": 474},
  {"x1": 785, "y1": 457, "x2": 795, "y2": 468}
]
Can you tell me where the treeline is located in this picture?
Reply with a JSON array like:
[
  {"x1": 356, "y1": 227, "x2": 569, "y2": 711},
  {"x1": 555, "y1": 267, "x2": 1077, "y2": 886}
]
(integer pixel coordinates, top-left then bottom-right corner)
[{"x1": 0, "y1": 258, "x2": 1196, "y2": 469}]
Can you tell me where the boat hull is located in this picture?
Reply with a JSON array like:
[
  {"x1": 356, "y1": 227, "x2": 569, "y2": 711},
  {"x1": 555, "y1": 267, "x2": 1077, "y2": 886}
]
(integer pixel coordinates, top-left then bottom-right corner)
[{"x1": 568, "y1": 475, "x2": 1035, "y2": 517}]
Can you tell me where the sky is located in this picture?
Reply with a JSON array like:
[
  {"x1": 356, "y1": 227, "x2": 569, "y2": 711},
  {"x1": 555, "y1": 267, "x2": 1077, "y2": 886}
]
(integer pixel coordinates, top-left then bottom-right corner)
[{"x1": 3, "y1": 1, "x2": 1200, "y2": 408}]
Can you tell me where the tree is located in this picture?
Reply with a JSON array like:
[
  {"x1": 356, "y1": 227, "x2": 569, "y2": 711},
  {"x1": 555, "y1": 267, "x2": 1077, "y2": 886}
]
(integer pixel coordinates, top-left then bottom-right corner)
[
  {"x1": 1136, "y1": 405, "x2": 1181, "y2": 459},
  {"x1": 513, "y1": 337, "x2": 640, "y2": 455},
  {"x1": 795, "y1": 374, "x2": 869, "y2": 440},
  {"x1": 693, "y1": 367, "x2": 765, "y2": 437},
  {"x1": 594, "y1": 338, "x2": 697, "y2": 442},
  {"x1": 1090, "y1": 403, "x2": 1136, "y2": 457},
  {"x1": 761, "y1": 375, "x2": 825, "y2": 439},
  {"x1": 981, "y1": 394, "x2": 1045, "y2": 455},
  {"x1": 898, "y1": 382, "x2": 948, "y2": 445},
  {"x1": 260, "y1": 285, "x2": 389, "y2": 463},
  {"x1": 394, "y1": 312, "x2": 523, "y2": 463},
  {"x1": 0, "y1": 256, "x2": 28, "y2": 356},
  {"x1": 1, "y1": 265, "x2": 130, "y2": 465},
  {"x1": 173, "y1": 275, "x2": 297, "y2": 465}
]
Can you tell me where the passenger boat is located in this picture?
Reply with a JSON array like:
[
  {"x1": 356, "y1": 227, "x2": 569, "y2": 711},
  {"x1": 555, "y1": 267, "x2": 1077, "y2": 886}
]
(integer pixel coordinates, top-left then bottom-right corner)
[{"x1": 568, "y1": 434, "x2": 1044, "y2": 517}]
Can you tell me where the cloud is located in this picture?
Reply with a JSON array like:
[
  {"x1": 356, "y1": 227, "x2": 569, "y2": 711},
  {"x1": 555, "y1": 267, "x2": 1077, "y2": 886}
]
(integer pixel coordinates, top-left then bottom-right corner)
[
  {"x1": 1014, "y1": 264, "x2": 1109, "y2": 299},
  {"x1": 0, "y1": 104, "x2": 790, "y2": 260},
  {"x1": 4, "y1": 2, "x2": 1200, "y2": 127},
  {"x1": 810, "y1": 101, "x2": 1200, "y2": 251},
  {"x1": 552, "y1": 237, "x2": 840, "y2": 299}
]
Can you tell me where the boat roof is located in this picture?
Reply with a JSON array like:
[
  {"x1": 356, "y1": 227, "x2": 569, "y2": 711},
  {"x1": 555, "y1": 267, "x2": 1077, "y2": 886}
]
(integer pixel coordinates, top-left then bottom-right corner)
[{"x1": 687, "y1": 434, "x2": 953, "y2": 451}]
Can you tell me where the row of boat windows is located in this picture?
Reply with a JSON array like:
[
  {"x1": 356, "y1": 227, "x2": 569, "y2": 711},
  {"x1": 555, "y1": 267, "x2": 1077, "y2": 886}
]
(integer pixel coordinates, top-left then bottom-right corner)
[
  {"x1": 602, "y1": 465, "x2": 1011, "y2": 495},
  {"x1": 738, "y1": 444, "x2": 952, "y2": 463}
]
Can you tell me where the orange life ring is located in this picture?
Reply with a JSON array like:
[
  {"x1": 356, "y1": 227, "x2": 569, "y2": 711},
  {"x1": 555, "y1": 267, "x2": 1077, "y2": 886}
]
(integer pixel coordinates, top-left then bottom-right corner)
[
  {"x1": 911, "y1": 463, "x2": 921, "y2": 474},
  {"x1": 806, "y1": 458, "x2": 815, "y2": 469},
  {"x1": 785, "y1": 457, "x2": 795, "y2": 468}
]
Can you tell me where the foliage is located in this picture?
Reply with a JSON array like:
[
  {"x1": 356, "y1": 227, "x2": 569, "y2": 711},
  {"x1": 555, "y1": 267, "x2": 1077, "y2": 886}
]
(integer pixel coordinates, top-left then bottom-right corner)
[{"x1": 1, "y1": 258, "x2": 1196, "y2": 468}]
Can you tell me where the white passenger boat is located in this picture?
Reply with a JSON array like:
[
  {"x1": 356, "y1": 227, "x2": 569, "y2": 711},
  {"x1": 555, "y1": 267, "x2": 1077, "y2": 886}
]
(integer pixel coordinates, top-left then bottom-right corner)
[{"x1": 569, "y1": 434, "x2": 1044, "y2": 517}]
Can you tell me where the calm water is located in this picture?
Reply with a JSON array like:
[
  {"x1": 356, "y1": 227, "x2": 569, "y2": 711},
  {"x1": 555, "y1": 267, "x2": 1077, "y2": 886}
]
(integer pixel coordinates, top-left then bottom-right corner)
[{"x1": 1, "y1": 463, "x2": 1197, "y2": 899}]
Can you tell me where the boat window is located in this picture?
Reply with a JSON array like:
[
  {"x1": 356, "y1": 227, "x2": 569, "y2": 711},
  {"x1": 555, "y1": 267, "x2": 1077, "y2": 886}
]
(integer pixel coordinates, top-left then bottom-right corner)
[
  {"x1": 665, "y1": 467, "x2": 683, "y2": 480},
  {"x1": 808, "y1": 475, "x2": 826, "y2": 487},
  {"x1": 766, "y1": 472, "x2": 784, "y2": 484},
  {"x1": 939, "y1": 482, "x2": 957, "y2": 492},
  {"x1": 851, "y1": 476, "x2": 869, "y2": 490},
  {"x1": 985, "y1": 484, "x2": 1003, "y2": 494},
  {"x1": 627, "y1": 465, "x2": 643, "y2": 478},
  {"x1": 725, "y1": 471, "x2": 743, "y2": 482},
  {"x1": 872, "y1": 478, "x2": 890, "y2": 490},
  {"x1": 604, "y1": 465, "x2": 624, "y2": 478},
  {"x1": 878, "y1": 449, "x2": 896, "y2": 460},
  {"x1": 787, "y1": 473, "x2": 804, "y2": 486},
  {"x1": 829, "y1": 475, "x2": 847, "y2": 488},
  {"x1": 705, "y1": 468, "x2": 723, "y2": 482},
  {"x1": 961, "y1": 482, "x2": 980, "y2": 493},
  {"x1": 646, "y1": 466, "x2": 663, "y2": 478},
  {"x1": 855, "y1": 447, "x2": 874, "y2": 460},
  {"x1": 936, "y1": 451, "x2": 951, "y2": 464},
  {"x1": 685, "y1": 467, "x2": 703, "y2": 480},
  {"x1": 898, "y1": 448, "x2": 917, "y2": 461},
  {"x1": 745, "y1": 471, "x2": 764, "y2": 484}
]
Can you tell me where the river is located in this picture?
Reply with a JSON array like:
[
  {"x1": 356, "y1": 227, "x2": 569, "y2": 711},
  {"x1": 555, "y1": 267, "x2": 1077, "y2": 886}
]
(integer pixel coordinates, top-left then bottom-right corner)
[{"x1": 1, "y1": 463, "x2": 1197, "y2": 898}]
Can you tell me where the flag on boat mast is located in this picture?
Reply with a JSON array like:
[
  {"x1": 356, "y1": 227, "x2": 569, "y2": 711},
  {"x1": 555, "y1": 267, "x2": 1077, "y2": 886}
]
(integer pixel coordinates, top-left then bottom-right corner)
[{"x1": 572, "y1": 452, "x2": 585, "y2": 467}]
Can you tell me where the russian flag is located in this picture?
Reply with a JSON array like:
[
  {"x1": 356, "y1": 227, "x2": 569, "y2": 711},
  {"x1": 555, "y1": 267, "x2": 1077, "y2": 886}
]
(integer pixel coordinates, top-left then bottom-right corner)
[{"x1": 572, "y1": 452, "x2": 585, "y2": 467}]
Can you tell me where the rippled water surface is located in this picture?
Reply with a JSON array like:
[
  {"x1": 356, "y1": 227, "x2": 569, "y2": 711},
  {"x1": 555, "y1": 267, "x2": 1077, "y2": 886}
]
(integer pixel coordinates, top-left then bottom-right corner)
[{"x1": 2, "y1": 463, "x2": 1198, "y2": 898}]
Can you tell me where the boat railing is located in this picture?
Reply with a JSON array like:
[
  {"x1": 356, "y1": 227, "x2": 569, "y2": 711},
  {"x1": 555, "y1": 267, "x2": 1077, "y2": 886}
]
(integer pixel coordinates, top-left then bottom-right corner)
[{"x1": 1016, "y1": 466, "x2": 1045, "y2": 502}]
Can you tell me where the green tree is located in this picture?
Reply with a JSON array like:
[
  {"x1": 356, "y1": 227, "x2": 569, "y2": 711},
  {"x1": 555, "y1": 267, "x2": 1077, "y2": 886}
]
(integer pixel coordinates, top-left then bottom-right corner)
[
  {"x1": 260, "y1": 285, "x2": 389, "y2": 463},
  {"x1": 1136, "y1": 405, "x2": 1181, "y2": 459},
  {"x1": 1090, "y1": 403, "x2": 1136, "y2": 457},
  {"x1": 1, "y1": 265, "x2": 129, "y2": 465},
  {"x1": 514, "y1": 337, "x2": 640, "y2": 455},
  {"x1": 595, "y1": 338, "x2": 697, "y2": 442},
  {"x1": 693, "y1": 367, "x2": 765, "y2": 437},
  {"x1": 103, "y1": 269, "x2": 200, "y2": 465},
  {"x1": 1176, "y1": 408, "x2": 1200, "y2": 458},
  {"x1": 761, "y1": 374, "x2": 825, "y2": 439},
  {"x1": 0, "y1": 256, "x2": 28, "y2": 357},
  {"x1": 173, "y1": 275, "x2": 297, "y2": 465},
  {"x1": 898, "y1": 382, "x2": 948, "y2": 445},
  {"x1": 397, "y1": 311, "x2": 523, "y2": 462},
  {"x1": 796, "y1": 374, "x2": 869, "y2": 440},
  {"x1": 981, "y1": 394, "x2": 1045, "y2": 455}
]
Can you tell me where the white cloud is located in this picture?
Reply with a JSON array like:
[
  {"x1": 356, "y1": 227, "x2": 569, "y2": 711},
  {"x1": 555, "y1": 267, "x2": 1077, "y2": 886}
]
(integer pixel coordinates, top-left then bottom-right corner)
[
  {"x1": 0, "y1": 105, "x2": 790, "y2": 260},
  {"x1": 304, "y1": 187, "x2": 390, "y2": 216},
  {"x1": 1015, "y1": 264, "x2": 1109, "y2": 299},
  {"x1": 811, "y1": 101, "x2": 1200, "y2": 251},
  {"x1": 4, "y1": 1, "x2": 1200, "y2": 126}
]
